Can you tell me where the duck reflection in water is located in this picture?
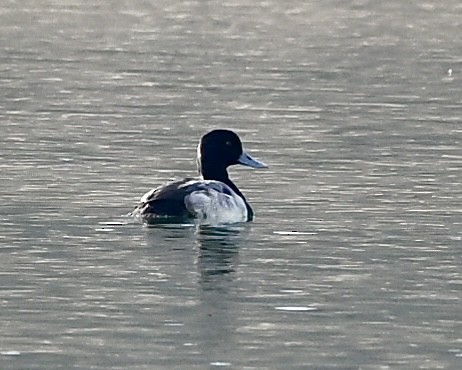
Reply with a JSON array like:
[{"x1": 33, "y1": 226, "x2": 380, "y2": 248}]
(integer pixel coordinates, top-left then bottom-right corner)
[
  {"x1": 194, "y1": 225, "x2": 249, "y2": 287},
  {"x1": 144, "y1": 223, "x2": 249, "y2": 288}
]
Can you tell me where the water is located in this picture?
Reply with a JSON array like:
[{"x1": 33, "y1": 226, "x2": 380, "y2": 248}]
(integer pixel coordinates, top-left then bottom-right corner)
[{"x1": 1, "y1": 0, "x2": 462, "y2": 368}]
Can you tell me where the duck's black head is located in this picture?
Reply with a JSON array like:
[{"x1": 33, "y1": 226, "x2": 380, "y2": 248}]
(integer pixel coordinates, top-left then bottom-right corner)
[{"x1": 197, "y1": 129, "x2": 266, "y2": 180}]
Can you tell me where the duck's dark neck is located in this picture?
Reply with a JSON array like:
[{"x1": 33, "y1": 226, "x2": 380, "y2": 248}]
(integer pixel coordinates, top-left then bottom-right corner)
[
  {"x1": 200, "y1": 164, "x2": 229, "y2": 184},
  {"x1": 201, "y1": 166, "x2": 254, "y2": 221}
]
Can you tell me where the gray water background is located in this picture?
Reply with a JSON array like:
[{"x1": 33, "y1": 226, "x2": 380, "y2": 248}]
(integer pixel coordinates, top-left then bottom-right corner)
[{"x1": 1, "y1": 1, "x2": 461, "y2": 369}]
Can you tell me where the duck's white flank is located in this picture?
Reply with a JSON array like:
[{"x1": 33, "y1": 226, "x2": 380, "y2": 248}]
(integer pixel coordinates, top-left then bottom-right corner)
[{"x1": 183, "y1": 180, "x2": 248, "y2": 224}]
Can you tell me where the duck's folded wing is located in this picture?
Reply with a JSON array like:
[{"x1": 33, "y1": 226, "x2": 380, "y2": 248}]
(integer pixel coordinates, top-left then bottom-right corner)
[
  {"x1": 139, "y1": 178, "x2": 193, "y2": 203},
  {"x1": 133, "y1": 178, "x2": 194, "y2": 218}
]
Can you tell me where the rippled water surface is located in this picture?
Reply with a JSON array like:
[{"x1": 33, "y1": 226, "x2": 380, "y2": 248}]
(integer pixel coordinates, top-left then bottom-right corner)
[{"x1": 1, "y1": 1, "x2": 462, "y2": 369}]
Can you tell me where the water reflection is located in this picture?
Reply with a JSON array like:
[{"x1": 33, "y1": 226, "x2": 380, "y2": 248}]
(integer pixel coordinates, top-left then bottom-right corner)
[
  {"x1": 193, "y1": 225, "x2": 250, "y2": 366},
  {"x1": 142, "y1": 223, "x2": 250, "y2": 289},
  {"x1": 141, "y1": 223, "x2": 250, "y2": 366},
  {"x1": 194, "y1": 225, "x2": 250, "y2": 288},
  {"x1": 144, "y1": 223, "x2": 196, "y2": 244}
]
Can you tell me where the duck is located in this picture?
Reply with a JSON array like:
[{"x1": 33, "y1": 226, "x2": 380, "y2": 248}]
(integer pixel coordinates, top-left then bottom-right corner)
[{"x1": 131, "y1": 129, "x2": 267, "y2": 225}]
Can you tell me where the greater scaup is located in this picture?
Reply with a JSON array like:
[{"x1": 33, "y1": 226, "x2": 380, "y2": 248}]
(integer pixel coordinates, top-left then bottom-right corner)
[{"x1": 131, "y1": 129, "x2": 267, "y2": 224}]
